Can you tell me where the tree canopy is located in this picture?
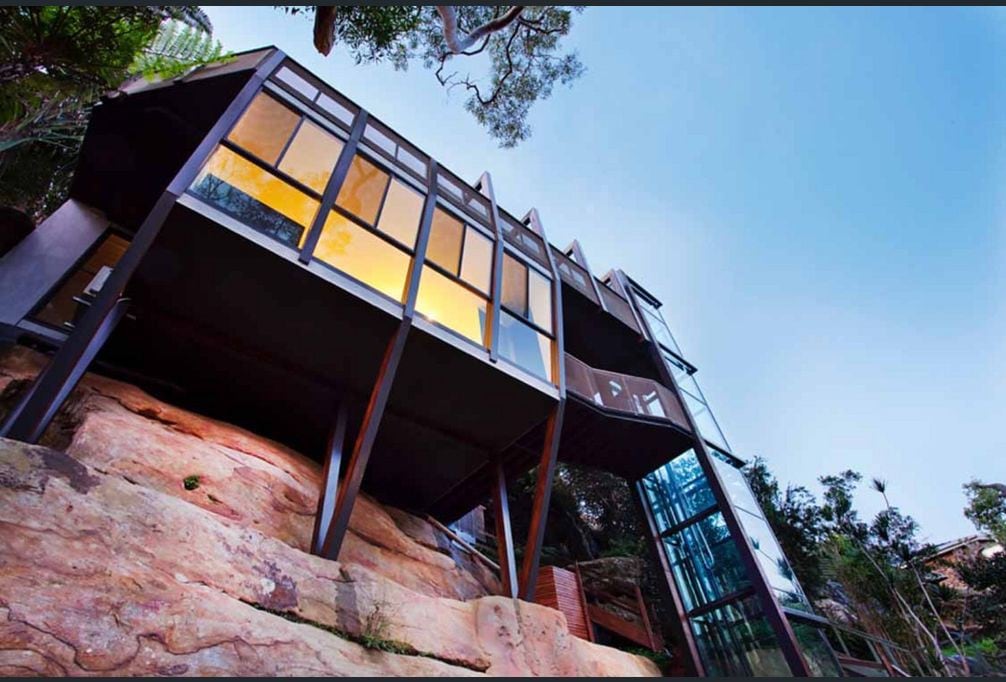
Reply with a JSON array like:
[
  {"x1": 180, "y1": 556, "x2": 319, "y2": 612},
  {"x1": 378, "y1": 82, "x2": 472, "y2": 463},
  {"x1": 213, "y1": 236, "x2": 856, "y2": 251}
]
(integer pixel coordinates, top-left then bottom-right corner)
[{"x1": 280, "y1": 6, "x2": 585, "y2": 148}]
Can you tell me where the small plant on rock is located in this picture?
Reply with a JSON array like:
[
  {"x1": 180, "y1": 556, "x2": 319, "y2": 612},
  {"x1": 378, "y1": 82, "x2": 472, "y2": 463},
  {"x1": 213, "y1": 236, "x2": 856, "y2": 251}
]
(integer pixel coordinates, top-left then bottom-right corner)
[{"x1": 182, "y1": 474, "x2": 200, "y2": 491}]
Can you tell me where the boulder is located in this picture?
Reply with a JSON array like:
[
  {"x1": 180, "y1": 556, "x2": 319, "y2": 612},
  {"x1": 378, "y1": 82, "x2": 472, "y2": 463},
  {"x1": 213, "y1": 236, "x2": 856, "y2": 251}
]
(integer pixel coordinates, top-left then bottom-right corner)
[{"x1": 0, "y1": 346, "x2": 659, "y2": 677}]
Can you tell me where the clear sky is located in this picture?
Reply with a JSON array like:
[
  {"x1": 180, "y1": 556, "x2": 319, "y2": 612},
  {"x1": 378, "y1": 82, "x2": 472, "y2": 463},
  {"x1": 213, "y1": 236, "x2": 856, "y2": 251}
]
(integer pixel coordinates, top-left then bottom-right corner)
[{"x1": 205, "y1": 6, "x2": 1005, "y2": 543}]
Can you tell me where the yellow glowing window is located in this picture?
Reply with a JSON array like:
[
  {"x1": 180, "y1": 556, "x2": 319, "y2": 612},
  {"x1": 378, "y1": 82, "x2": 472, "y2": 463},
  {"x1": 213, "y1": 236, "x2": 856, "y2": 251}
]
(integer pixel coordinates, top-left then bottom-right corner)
[
  {"x1": 277, "y1": 119, "x2": 344, "y2": 193},
  {"x1": 336, "y1": 154, "x2": 389, "y2": 225},
  {"x1": 192, "y1": 146, "x2": 319, "y2": 247},
  {"x1": 415, "y1": 265, "x2": 488, "y2": 345},
  {"x1": 426, "y1": 207, "x2": 464, "y2": 272},
  {"x1": 376, "y1": 179, "x2": 424, "y2": 248},
  {"x1": 459, "y1": 227, "x2": 493, "y2": 294},
  {"x1": 314, "y1": 211, "x2": 411, "y2": 301},
  {"x1": 528, "y1": 268, "x2": 553, "y2": 333},
  {"x1": 501, "y1": 252, "x2": 528, "y2": 314},
  {"x1": 227, "y1": 94, "x2": 299, "y2": 164}
]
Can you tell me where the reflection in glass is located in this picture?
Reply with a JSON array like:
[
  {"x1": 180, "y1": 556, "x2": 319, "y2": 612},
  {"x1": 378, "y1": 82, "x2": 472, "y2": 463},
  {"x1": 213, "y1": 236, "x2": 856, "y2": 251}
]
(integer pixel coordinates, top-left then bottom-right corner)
[
  {"x1": 641, "y1": 450, "x2": 716, "y2": 533},
  {"x1": 376, "y1": 179, "x2": 424, "y2": 248},
  {"x1": 336, "y1": 154, "x2": 389, "y2": 225},
  {"x1": 459, "y1": 227, "x2": 493, "y2": 293},
  {"x1": 502, "y1": 252, "x2": 527, "y2": 315},
  {"x1": 426, "y1": 207, "x2": 464, "y2": 272},
  {"x1": 191, "y1": 146, "x2": 318, "y2": 247},
  {"x1": 528, "y1": 268, "x2": 552, "y2": 332},
  {"x1": 227, "y1": 94, "x2": 299, "y2": 164},
  {"x1": 679, "y1": 374, "x2": 729, "y2": 450},
  {"x1": 689, "y1": 595, "x2": 791, "y2": 677},
  {"x1": 277, "y1": 119, "x2": 344, "y2": 193},
  {"x1": 664, "y1": 512, "x2": 751, "y2": 612},
  {"x1": 498, "y1": 311, "x2": 552, "y2": 382},
  {"x1": 791, "y1": 622, "x2": 842, "y2": 677},
  {"x1": 415, "y1": 265, "x2": 487, "y2": 345},
  {"x1": 314, "y1": 211, "x2": 411, "y2": 301}
]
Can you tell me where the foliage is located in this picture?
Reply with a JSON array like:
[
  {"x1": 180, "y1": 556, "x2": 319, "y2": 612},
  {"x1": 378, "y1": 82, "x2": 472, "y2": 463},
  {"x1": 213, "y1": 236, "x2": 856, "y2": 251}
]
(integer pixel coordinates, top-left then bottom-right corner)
[
  {"x1": 956, "y1": 552, "x2": 1006, "y2": 646},
  {"x1": 183, "y1": 474, "x2": 201, "y2": 491},
  {"x1": 963, "y1": 480, "x2": 1006, "y2": 545},
  {"x1": 279, "y1": 6, "x2": 585, "y2": 147},
  {"x1": 0, "y1": 6, "x2": 223, "y2": 222},
  {"x1": 744, "y1": 457, "x2": 828, "y2": 600}
]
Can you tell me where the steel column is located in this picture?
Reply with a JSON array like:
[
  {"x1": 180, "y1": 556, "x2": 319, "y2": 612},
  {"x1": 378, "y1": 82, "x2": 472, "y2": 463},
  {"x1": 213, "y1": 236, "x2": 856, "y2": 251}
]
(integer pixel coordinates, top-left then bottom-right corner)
[
  {"x1": 477, "y1": 172, "x2": 505, "y2": 361},
  {"x1": 491, "y1": 458, "x2": 519, "y2": 598},
  {"x1": 312, "y1": 400, "x2": 349, "y2": 555},
  {"x1": 0, "y1": 49, "x2": 286, "y2": 443},
  {"x1": 518, "y1": 401, "x2": 565, "y2": 601},
  {"x1": 567, "y1": 239, "x2": 608, "y2": 313},
  {"x1": 317, "y1": 158, "x2": 440, "y2": 560}
]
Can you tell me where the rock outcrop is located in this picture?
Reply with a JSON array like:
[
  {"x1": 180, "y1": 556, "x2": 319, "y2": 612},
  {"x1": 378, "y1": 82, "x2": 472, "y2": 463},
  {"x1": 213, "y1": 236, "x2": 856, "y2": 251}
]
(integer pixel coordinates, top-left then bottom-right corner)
[{"x1": 0, "y1": 346, "x2": 659, "y2": 677}]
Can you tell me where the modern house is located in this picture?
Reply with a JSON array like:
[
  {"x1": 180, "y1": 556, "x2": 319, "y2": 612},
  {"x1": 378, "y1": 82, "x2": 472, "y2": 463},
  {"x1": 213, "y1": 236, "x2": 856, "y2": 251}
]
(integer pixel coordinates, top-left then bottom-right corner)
[{"x1": 0, "y1": 47, "x2": 917, "y2": 677}]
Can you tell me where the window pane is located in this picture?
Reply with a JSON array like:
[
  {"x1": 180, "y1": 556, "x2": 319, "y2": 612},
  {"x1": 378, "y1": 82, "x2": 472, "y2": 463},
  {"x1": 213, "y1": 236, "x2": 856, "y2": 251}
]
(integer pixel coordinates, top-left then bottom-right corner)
[
  {"x1": 191, "y1": 146, "x2": 318, "y2": 247},
  {"x1": 641, "y1": 450, "x2": 717, "y2": 533},
  {"x1": 689, "y1": 595, "x2": 791, "y2": 677},
  {"x1": 415, "y1": 266, "x2": 488, "y2": 345},
  {"x1": 792, "y1": 622, "x2": 842, "y2": 677},
  {"x1": 314, "y1": 211, "x2": 411, "y2": 302},
  {"x1": 528, "y1": 268, "x2": 552, "y2": 332},
  {"x1": 32, "y1": 234, "x2": 130, "y2": 330},
  {"x1": 336, "y1": 154, "x2": 389, "y2": 225},
  {"x1": 498, "y1": 311, "x2": 552, "y2": 382},
  {"x1": 277, "y1": 120, "x2": 344, "y2": 193},
  {"x1": 663, "y1": 512, "x2": 751, "y2": 612},
  {"x1": 227, "y1": 94, "x2": 299, "y2": 165},
  {"x1": 501, "y1": 253, "x2": 527, "y2": 316},
  {"x1": 376, "y1": 179, "x2": 424, "y2": 248},
  {"x1": 426, "y1": 207, "x2": 464, "y2": 273},
  {"x1": 274, "y1": 66, "x2": 317, "y2": 100},
  {"x1": 459, "y1": 227, "x2": 493, "y2": 293}
]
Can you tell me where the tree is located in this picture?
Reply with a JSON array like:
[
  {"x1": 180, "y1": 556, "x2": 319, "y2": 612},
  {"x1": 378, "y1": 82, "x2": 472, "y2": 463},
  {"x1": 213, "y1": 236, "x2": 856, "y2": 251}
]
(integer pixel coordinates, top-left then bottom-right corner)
[
  {"x1": 281, "y1": 6, "x2": 585, "y2": 147},
  {"x1": 0, "y1": 6, "x2": 224, "y2": 221},
  {"x1": 963, "y1": 480, "x2": 1006, "y2": 544}
]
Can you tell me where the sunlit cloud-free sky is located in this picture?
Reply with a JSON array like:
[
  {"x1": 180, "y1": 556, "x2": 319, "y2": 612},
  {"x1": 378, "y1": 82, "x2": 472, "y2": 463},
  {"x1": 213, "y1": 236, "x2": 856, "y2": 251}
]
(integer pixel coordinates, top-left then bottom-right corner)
[{"x1": 205, "y1": 6, "x2": 1006, "y2": 542}]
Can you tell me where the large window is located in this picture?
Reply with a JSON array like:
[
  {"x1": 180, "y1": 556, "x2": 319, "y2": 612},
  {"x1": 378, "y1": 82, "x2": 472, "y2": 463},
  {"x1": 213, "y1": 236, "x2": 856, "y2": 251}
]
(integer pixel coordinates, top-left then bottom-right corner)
[
  {"x1": 641, "y1": 450, "x2": 717, "y2": 533},
  {"x1": 414, "y1": 206, "x2": 493, "y2": 344},
  {"x1": 497, "y1": 251, "x2": 554, "y2": 382},
  {"x1": 189, "y1": 92, "x2": 344, "y2": 249},
  {"x1": 32, "y1": 232, "x2": 130, "y2": 331},
  {"x1": 663, "y1": 511, "x2": 752, "y2": 612},
  {"x1": 689, "y1": 595, "x2": 791, "y2": 677}
]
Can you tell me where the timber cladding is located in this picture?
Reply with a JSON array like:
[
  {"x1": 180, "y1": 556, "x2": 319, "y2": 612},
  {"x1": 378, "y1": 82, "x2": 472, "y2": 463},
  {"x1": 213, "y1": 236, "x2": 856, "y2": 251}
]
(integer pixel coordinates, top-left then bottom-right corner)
[{"x1": 533, "y1": 565, "x2": 592, "y2": 642}]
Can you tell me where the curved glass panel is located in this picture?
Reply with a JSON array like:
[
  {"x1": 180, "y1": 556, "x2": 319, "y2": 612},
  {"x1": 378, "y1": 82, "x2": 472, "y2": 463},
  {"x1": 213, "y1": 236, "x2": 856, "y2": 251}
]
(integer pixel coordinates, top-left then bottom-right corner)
[{"x1": 314, "y1": 211, "x2": 411, "y2": 301}]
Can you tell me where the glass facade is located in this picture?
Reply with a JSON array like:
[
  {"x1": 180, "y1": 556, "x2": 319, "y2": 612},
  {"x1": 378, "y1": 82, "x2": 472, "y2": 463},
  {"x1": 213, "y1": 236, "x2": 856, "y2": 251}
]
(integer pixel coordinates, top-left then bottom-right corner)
[{"x1": 690, "y1": 595, "x2": 791, "y2": 677}]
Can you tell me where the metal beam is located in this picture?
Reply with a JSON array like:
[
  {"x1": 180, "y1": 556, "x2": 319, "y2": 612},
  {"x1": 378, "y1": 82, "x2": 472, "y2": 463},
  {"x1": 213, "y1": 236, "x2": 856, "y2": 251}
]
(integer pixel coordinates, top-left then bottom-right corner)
[
  {"x1": 623, "y1": 281, "x2": 812, "y2": 677},
  {"x1": 491, "y1": 458, "x2": 519, "y2": 598},
  {"x1": 298, "y1": 110, "x2": 369, "y2": 263},
  {"x1": 0, "y1": 50, "x2": 289, "y2": 444},
  {"x1": 518, "y1": 401, "x2": 565, "y2": 601},
  {"x1": 312, "y1": 400, "x2": 348, "y2": 555},
  {"x1": 567, "y1": 239, "x2": 608, "y2": 313},
  {"x1": 476, "y1": 171, "x2": 505, "y2": 361}
]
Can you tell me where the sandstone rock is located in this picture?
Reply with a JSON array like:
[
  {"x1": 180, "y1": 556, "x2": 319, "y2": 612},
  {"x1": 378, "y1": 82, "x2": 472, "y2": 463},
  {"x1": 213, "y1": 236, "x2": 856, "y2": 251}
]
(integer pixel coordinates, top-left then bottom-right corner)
[{"x1": 0, "y1": 347, "x2": 659, "y2": 677}]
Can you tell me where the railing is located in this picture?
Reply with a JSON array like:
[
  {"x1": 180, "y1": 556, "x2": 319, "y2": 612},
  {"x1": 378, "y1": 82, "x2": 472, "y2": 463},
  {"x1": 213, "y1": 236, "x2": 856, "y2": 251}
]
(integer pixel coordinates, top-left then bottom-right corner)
[
  {"x1": 565, "y1": 353, "x2": 690, "y2": 430},
  {"x1": 598, "y1": 283, "x2": 641, "y2": 333},
  {"x1": 551, "y1": 246, "x2": 600, "y2": 304}
]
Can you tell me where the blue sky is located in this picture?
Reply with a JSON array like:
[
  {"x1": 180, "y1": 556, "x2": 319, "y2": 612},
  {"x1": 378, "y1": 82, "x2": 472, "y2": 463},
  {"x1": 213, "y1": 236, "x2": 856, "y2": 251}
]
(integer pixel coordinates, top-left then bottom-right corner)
[{"x1": 205, "y1": 7, "x2": 1005, "y2": 542}]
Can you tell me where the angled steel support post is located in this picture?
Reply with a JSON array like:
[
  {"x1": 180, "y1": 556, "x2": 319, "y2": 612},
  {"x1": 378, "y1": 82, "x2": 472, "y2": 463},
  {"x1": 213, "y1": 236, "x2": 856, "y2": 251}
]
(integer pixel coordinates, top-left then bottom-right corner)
[
  {"x1": 517, "y1": 401, "x2": 565, "y2": 601},
  {"x1": 318, "y1": 160, "x2": 440, "y2": 560},
  {"x1": 476, "y1": 171, "x2": 505, "y2": 362},
  {"x1": 0, "y1": 49, "x2": 286, "y2": 444},
  {"x1": 491, "y1": 457, "x2": 519, "y2": 598},
  {"x1": 312, "y1": 401, "x2": 349, "y2": 555},
  {"x1": 567, "y1": 239, "x2": 608, "y2": 312},
  {"x1": 622, "y1": 276, "x2": 812, "y2": 677},
  {"x1": 516, "y1": 207, "x2": 568, "y2": 603}
]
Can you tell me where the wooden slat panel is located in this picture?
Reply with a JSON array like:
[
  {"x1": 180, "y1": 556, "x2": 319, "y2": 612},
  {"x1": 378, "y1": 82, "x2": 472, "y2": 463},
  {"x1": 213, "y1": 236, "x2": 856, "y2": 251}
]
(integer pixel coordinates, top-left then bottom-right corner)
[{"x1": 534, "y1": 566, "x2": 591, "y2": 641}]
